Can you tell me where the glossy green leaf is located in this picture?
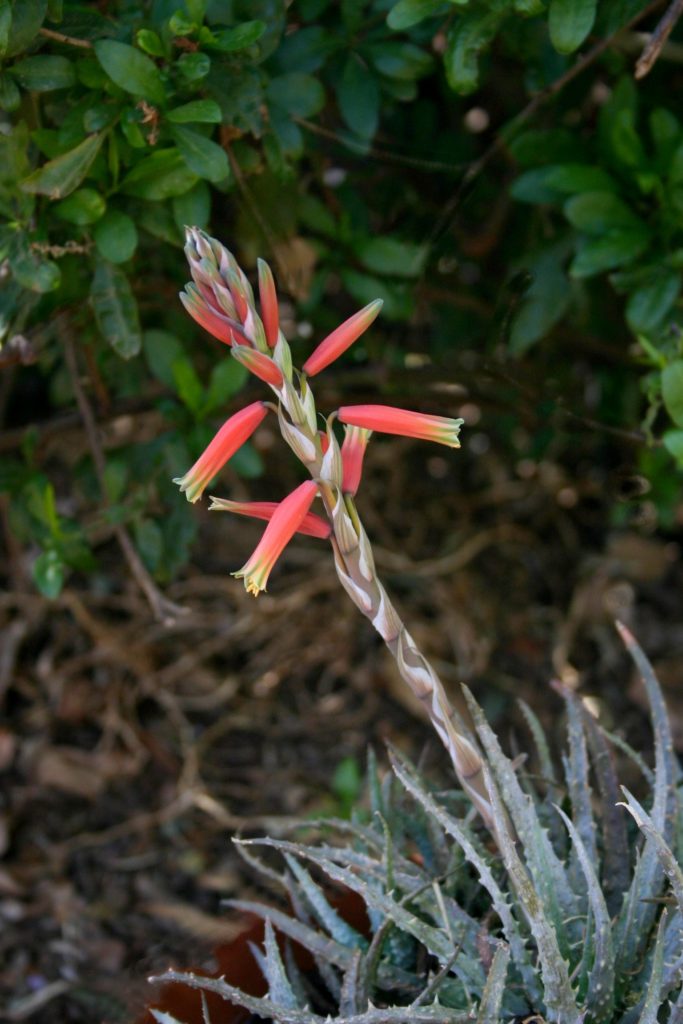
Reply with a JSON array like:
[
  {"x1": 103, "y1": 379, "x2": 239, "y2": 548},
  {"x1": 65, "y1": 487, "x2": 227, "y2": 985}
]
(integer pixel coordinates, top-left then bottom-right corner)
[
  {"x1": 93, "y1": 39, "x2": 165, "y2": 105},
  {"x1": 143, "y1": 329, "x2": 185, "y2": 389},
  {"x1": 172, "y1": 357, "x2": 204, "y2": 414},
  {"x1": 90, "y1": 259, "x2": 142, "y2": 358},
  {"x1": 444, "y1": 12, "x2": 499, "y2": 94},
  {"x1": 369, "y1": 41, "x2": 433, "y2": 81},
  {"x1": 570, "y1": 229, "x2": 650, "y2": 277},
  {"x1": 54, "y1": 187, "x2": 106, "y2": 224},
  {"x1": 0, "y1": 73, "x2": 20, "y2": 111},
  {"x1": 172, "y1": 180, "x2": 211, "y2": 234},
  {"x1": 170, "y1": 125, "x2": 230, "y2": 183},
  {"x1": 4, "y1": 0, "x2": 46, "y2": 58},
  {"x1": 20, "y1": 133, "x2": 103, "y2": 198},
  {"x1": 121, "y1": 149, "x2": 198, "y2": 200},
  {"x1": 662, "y1": 360, "x2": 683, "y2": 428},
  {"x1": 564, "y1": 191, "x2": 641, "y2": 233},
  {"x1": 176, "y1": 52, "x2": 210, "y2": 81},
  {"x1": 548, "y1": 0, "x2": 596, "y2": 54},
  {"x1": 337, "y1": 56, "x2": 379, "y2": 139},
  {"x1": 205, "y1": 359, "x2": 248, "y2": 412},
  {"x1": 206, "y1": 21, "x2": 266, "y2": 52},
  {"x1": 93, "y1": 210, "x2": 138, "y2": 263},
  {"x1": 13, "y1": 250, "x2": 61, "y2": 292},
  {"x1": 135, "y1": 28, "x2": 165, "y2": 57},
  {"x1": 266, "y1": 73, "x2": 325, "y2": 117},
  {"x1": 10, "y1": 54, "x2": 75, "y2": 90},
  {"x1": 167, "y1": 99, "x2": 222, "y2": 124},
  {"x1": 33, "y1": 548, "x2": 64, "y2": 599},
  {"x1": 357, "y1": 237, "x2": 427, "y2": 277},
  {"x1": 0, "y1": 0, "x2": 11, "y2": 56},
  {"x1": 625, "y1": 272, "x2": 680, "y2": 334},
  {"x1": 134, "y1": 519, "x2": 163, "y2": 573},
  {"x1": 386, "y1": 0, "x2": 444, "y2": 30},
  {"x1": 663, "y1": 429, "x2": 683, "y2": 464}
]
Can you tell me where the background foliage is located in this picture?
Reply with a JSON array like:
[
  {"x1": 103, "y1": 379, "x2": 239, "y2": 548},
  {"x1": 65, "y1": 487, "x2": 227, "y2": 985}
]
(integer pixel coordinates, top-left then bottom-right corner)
[{"x1": 1, "y1": 0, "x2": 682, "y2": 599}]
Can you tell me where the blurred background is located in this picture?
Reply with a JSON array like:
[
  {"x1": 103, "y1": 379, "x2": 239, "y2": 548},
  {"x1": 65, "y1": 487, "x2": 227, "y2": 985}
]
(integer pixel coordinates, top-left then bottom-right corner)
[{"x1": 1, "y1": 0, "x2": 683, "y2": 1020}]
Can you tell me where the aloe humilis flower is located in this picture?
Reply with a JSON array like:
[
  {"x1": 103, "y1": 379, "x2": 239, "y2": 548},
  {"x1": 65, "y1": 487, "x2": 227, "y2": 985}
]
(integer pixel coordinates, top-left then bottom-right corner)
[
  {"x1": 209, "y1": 497, "x2": 331, "y2": 539},
  {"x1": 339, "y1": 405, "x2": 463, "y2": 447},
  {"x1": 231, "y1": 344, "x2": 284, "y2": 388},
  {"x1": 341, "y1": 425, "x2": 371, "y2": 495},
  {"x1": 173, "y1": 401, "x2": 268, "y2": 503},
  {"x1": 302, "y1": 299, "x2": 383, "y2": 376},
  {"x1": 257, "y1": 258, "x2": 279, "y2": 347},
  {"x1": 175, "y1": 231, "x2": 494, "y2": 826},
  {"x1": 233, "y1": 481, "x2": 320, "y2": 595}
]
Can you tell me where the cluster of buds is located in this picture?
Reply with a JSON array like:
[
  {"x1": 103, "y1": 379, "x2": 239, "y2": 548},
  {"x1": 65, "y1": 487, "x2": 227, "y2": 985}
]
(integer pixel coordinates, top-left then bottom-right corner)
[{"x1": 173, "y1": 228, "x2": 493, "y2": 826}]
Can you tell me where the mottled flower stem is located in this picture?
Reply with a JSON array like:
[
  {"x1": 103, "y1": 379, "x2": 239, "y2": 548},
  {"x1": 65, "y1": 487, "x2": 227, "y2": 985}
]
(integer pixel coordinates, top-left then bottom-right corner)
[{"x1": 285, "y1": 406, "x2": 494, "y2": 827}]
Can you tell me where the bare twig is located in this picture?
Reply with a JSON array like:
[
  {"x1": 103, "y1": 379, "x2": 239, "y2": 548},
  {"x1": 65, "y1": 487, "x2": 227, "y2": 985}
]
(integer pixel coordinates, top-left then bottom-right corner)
[
  {"x1": 60, "y1": 321, "x2": 187, "y2": 623},
  {"x1": 39, "y1": 26, "x2": 92, "y2": 48},
  {"x1": 635, "y1": 0, "x2": 683, "y2": 77}
]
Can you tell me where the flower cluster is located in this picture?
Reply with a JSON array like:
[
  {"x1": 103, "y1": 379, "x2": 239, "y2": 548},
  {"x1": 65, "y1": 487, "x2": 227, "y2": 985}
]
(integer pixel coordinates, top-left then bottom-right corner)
[
  {"x1": 175, "y1": 228, "x2": 464, "y2": 598},
  {"x1": 174, "y1": 229, "x2": 495, "y2": 825}
]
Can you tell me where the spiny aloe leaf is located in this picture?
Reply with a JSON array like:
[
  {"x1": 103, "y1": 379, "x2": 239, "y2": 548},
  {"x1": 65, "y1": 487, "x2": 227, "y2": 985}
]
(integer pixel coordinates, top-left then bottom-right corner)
[
  {"x1": 339, "y1": 950, "x2": 362, "y2": 1016},
  {"x1": 154, "y1": 970, "x2": 473, "y2": 1023},
  {"x1": 637, "y1": 910, "x2": 669, "y2": 1024},
  {"x1": 561, "y1": 688, "x2": 598, "y2": 868},
  {"x1": 263, "y1": 918, "x2": 301, "y2": 1009},
  {"x1": 475, "y1": 942, "x2": 510, "y2": 1024},
  {"x1": 390, "y1": 751, "x2": 542, "y2": 1007},
  {"x1": 619, "y1": 789, "x2": 683, "y2": 914},
  {"x1": 582, "y1": 707, "x2": 631, "y2": 912},
  {"x1": 615, "y1": 622, "x2": 677, "y2": 972},
  {"x1": 480, "y1": 764, "x2": 582, "y2": 1024},
  {"x1": 226, "y1": 899, "x2": 354, "y2": 970},
  {"x1": 464, "y1": 686, "x2": 579, "y2": 955},
  {"x1": 284, "y1": 853, "x2": 369, "y2": 951},
  {"x1": 555, "y1": 805, "x2": 615, "y2": 1021},
  {"x1": 599, "y1": 725, "x2": 654, "y2": 785},
  {"x1": 517, "y1": 698, "x2": 558, "y2": 787}
]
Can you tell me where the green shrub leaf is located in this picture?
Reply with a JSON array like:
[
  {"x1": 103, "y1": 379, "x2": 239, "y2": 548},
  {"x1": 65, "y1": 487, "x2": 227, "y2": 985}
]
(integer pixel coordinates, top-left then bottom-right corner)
[
  {"x1": 386, "y1": 0, "x2": 444, "y2": 31},
  {"x1": 33, "y1": 548, "x2": 64, "y2": 599},
  {"x1": 20, "y1": 133, "x2": 104, "y2": 198},
  {"x1": 10, "y1": 54, "x2": 75, "y2": 90},
  {"x1": 170, "y1": 125, "x2": 230, "y2": 183},
  {"x1": 548, "y1": 0, "x2": 596, "y2": 54},
  {"x1": 90, "y1": 259, "x2": 142, "y2": 358},
  {"x1": 54, "y1": 187, "x2": 106, "y2": 225},
  {"x1": 93, "y1": 39, "x2": 165, "y2": 105},
  {"x1": 662, "y1": 360, "x2": 683, "y2": 428},
  {"x1": 167, "y1": 99, "x2": 222, "y2": 124},
  {"x1": 121, "y1": 149, "x2": 198, "y2": 200},
  {"x1": 337, "y1": 56, "x2": 379, "y2": 139},
  {"x1": 625, "y1": 271, "x2": 681, "y2": 334},
  {"x1": 357, "y1": 237, "x2": 427, "y2": 277},
  {"x1": 93, "y1": 209, "x2": 138, "y2": 263}
]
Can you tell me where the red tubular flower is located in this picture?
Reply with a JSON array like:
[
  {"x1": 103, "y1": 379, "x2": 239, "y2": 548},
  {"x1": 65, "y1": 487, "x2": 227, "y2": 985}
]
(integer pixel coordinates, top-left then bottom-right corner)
[
  {"x1": 302, "y1": 299, "x2": 383, "y2": 377},
  {"x1": 180, "y1": 285, "x2": 237, "y2": 346},
  {"x1": 233, "y1": 481, "x2": 320, "y2": 595},
  {"x1": 257, "y1": 259, "x2": 279, "y2": 347},
  {"x1": 341, "y1": 425, "x2": 371, "y2": 495},
  {"x1": 173, "y1": 402, "x2": 268, "y2": 503},
  {"x1": 231, "y1": 345, "x2": 284, "y2": 388},
  {"x1": 209, "y1": 498, "x2": 331, "y2": 539},
  {"x1": 338, "y1": 405, "x2": 463, "y2": 448}
]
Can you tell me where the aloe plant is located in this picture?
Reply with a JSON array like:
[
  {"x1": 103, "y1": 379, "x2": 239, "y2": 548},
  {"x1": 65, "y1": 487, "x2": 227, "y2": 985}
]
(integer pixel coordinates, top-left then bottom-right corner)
[
  {"x1": 151, "y1": 624, "x2": 682, "y2": 1024},
  {"x1": 152, "y1": 236, "x2": 682, "y2": 1023}
]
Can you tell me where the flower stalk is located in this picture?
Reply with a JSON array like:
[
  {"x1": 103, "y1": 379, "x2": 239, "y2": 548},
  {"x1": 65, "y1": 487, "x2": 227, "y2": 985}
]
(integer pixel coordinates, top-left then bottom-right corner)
[{"x1": 175, "y1": 230, "x2": 494, "y2": 826}]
